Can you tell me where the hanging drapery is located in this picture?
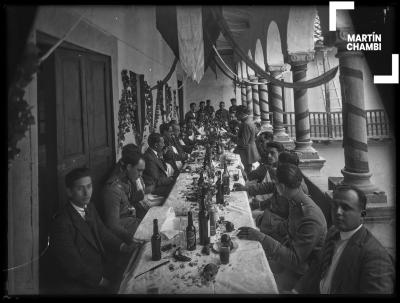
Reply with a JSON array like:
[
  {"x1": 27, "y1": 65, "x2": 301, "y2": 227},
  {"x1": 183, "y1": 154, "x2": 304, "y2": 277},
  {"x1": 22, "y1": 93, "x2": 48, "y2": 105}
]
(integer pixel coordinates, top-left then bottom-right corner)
[
  {"x1": 210, "y1": 7, "x2": 338, "y2": 89},
  {"x1": 156, "y1": 6, "x2": 221, "y2": 83},
  {"x1": 176, "y1": 6, "x2": 204, "y2": 83}
]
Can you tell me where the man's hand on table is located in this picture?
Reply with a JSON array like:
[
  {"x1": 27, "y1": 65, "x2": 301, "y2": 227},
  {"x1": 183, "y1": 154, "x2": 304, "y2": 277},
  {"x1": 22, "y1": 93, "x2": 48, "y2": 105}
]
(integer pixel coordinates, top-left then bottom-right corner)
[
  {"x1": 233, "y1": 183, "x2": 247, "y2": 191},
  {"x1": 120, "y1": 242, "x2": 137, "y2": 254},
  {"x1": 237, "y1": 226, "x2": 266, "y2": 242}
]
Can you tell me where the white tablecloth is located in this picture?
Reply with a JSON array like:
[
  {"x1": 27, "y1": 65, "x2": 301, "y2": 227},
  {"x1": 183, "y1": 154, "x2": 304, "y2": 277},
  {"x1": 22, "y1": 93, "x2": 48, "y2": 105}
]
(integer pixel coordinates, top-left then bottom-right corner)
[{"x1": 119, "y1": 150, "x2": 278, "y2": 294}]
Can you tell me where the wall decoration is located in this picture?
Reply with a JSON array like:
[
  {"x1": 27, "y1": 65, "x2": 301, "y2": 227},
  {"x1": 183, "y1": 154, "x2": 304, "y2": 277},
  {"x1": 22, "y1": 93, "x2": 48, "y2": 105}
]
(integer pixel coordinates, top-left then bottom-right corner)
[
  {"x1": 117, "y1": 69, "x2": 138, "y2": 150},
  {"x1": 8, "y1": 42, "x2": 38, "y2": 168}
]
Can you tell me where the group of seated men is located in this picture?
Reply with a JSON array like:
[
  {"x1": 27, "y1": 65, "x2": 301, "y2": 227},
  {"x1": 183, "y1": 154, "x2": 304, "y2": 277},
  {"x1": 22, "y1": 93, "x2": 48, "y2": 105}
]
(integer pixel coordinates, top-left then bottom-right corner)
[
  {"x1": 47, "y1": 103, "x2": 394, "y2": 295},
  {"x1": 234, "y1": 130, "x2": 394, "y2": 294},
  {"x1": 47, "y1": 119, "x2": 193, "y2": 294}
]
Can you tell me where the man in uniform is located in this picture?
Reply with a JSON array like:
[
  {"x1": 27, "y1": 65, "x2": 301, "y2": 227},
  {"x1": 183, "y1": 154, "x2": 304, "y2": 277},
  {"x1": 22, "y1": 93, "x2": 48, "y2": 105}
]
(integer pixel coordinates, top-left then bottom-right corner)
[
  {"x1": 215, "y1": 101, "x2": 230, "y2": 126},
  {"x1": 228, "y1": 98, "x2": 238, "y2": 115},
  {"x1": 184, "y1": 102, "x2": 197, "y2": 124},
  {"x1": 102, "y1": 144, "x2": 149, "y2": 244}
]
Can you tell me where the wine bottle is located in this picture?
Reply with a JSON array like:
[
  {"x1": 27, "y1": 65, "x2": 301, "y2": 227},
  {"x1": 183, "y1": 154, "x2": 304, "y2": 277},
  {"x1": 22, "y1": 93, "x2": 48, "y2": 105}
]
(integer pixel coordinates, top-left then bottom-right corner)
[
  {"x1": 186, "y1": 211, "x2": 196, "y2": 251},
  {"x1": 222, "y1": 162, "x2": 230, "y2": 195},
  {"x1": 151, "y1": 219, "x2": 161, "y2": 261},
  {"x1": 198, "y1": 171, "x2": 204, "y2": 188},
  {"x1": 216, "y1": 175, "x2": 224, "y2": 204},
  {"x1": 198, "y1": 196, "x2": 210, "y2": 245},
  {"x1": 209, "y1": 205, "x2": 217, "y2": 243}
]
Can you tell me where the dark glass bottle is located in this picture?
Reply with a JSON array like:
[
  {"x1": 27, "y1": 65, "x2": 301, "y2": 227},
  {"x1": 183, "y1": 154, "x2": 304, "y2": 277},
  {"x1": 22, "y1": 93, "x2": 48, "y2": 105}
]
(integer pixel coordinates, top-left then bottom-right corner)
[
  {"x1": 198, "y1": 171, "x2": 204, "y2": 188},
  {"x1": 222, "y1": 162, "x2": 230, "y2": 195},
  {"x1": 216, "y1": 176, "x2": 224, "y2": 204},
  {"x1": 186, "y1": 211, "x2": 197, "y2": 251},
  {"x1": 198, "y1": 196, "x2": 210, "y2": 245},
  {"x1": 151, "y1": 219, "x2": 162, "y2": 261}
]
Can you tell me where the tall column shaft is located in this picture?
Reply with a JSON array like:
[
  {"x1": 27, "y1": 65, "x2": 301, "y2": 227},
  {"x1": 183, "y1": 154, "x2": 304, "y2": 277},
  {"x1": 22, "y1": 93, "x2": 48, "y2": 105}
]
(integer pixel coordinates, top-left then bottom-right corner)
[
  {"x1": 291, "y1": 63, "x2": 311, "y2": 143},
  {"x1": 258, "y1": 78, "x2": 272, "y2": 129},
  {"x1": 246, "y1": 82, "x2": 253, "y2": 115},
  {"x1": 251, "y1": 76, "x2": 260, "y2": 121},
  {"x1": 334, "y1": 27, "x2": 383, "y2": 197},
  {"x1": 289, "y1": 52, "x2": 323, "y2": 164},
  {"x1": 268, "y1": 70, "x2": 290, "y2": 141},
  {"x1": 241, "y1": 83, "x2": 247, "y2": 107}
]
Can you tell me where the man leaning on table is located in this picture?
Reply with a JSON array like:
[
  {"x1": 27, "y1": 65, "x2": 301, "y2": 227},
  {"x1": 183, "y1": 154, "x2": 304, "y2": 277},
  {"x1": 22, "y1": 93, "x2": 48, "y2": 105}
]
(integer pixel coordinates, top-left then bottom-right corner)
[
  {"x1": 48, "y1": 167, "x2": 136, "y2": 294},
  {"x1": 102, "y1": 144, "x2": 150, "y2": 244},
  {"x1": 237, "y1": 163, "x2": 327, "y2": 292},
  {"x1": 292, "y1": 185, "x2": 394, "y2": 294}
]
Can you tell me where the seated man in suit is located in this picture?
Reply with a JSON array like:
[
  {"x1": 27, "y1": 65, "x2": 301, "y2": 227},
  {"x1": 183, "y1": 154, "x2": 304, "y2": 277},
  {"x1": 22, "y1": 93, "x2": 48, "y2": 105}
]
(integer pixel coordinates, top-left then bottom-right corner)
[
  {"x1": 228, "y1": 98, "x2": 237, "y2": 115},
  {"x1": 142, "y1": 132, "x2": 176, "y2": 197},
  {"x1": 205, "y1": 99, "x2": 214, "y2": 116},
  {"x1": 293, "y1": 184, "x2": 394, "y2": 294},
  {"x1": 237, "y1": 163, "x2": 327, "y2": 291},
  {"x1": 196, "y1": 101, "x2": 207, "y2": 124},
  {"x1": 49, "y1": 167, "x2": 136, "y2": 294},
  {"x1": 102, "y1": 145, "x2": 149, "y2": 244}
]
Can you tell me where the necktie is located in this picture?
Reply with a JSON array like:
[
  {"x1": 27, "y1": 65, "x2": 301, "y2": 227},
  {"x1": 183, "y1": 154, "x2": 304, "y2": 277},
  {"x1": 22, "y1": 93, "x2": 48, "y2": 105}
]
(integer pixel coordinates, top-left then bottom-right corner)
[{"x1": 320, "y1": 230, "x2": 341, "y2": 279}]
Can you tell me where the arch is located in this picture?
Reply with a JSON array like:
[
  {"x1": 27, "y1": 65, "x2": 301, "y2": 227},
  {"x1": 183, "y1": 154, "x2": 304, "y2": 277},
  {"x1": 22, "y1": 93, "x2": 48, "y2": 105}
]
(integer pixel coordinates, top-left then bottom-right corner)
[
  {"x1": 266, "y1": 20, "x2": 284, "y2": 67},
  {"x1": 241, "y1": 61, "x2": 247, "y2": 79},
  {"x1": 254, "y1": 39, "x2": 265, "y2": 70},
  {"x1": 237, "y1": 62, "x2": 242, "y2": 80},
  {"x1": 287, "y1": 6, "x2": 317, "y2": 53},
  {"x1": 247, "y1": 50, "x2": 255, "y2": 77}
]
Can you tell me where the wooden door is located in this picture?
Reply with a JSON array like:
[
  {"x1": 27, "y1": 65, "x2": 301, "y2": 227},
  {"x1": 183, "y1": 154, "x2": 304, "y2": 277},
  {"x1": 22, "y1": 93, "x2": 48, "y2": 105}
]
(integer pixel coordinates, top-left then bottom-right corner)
[
  {"x1": 54, "y1": 48, "x2": 90, "y2": 207},
  {"x1": 53, "y1": 47, "x2": 114, "y2": 208},
  {"x1": 85, "y1": 53, "x2": 114, "y2": 206}
]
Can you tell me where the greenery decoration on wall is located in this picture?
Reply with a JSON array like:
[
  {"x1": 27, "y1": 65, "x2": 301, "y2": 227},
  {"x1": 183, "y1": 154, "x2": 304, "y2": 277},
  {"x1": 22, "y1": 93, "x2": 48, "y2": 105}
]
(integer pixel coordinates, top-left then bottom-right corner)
[
  {"x1": 117, "y1": 69, "x2": 138, "y2": 150},
  {"x1": 8, "y1": 42, "x2": 38, "y2": 168},
  {"x1": 143, "y1": 80, "x2": 154, "y2": 133}
]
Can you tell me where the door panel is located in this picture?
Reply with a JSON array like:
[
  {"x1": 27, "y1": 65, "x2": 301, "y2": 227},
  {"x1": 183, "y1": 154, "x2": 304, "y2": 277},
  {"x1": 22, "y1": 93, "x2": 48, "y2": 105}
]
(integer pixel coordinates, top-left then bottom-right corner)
[
  {"x1": 55, "y1": 49, "x2": 90, "y2": 207},
  {"x1": 85, "y1": 54, "x2": 113, "y2": 203}
]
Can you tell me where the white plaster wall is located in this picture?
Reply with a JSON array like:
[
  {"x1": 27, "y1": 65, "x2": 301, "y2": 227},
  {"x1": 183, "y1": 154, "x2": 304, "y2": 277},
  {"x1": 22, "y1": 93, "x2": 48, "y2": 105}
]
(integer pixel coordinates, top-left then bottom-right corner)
[{"x1": 184, "y1": 54, "x2": 239, "y2": 113}]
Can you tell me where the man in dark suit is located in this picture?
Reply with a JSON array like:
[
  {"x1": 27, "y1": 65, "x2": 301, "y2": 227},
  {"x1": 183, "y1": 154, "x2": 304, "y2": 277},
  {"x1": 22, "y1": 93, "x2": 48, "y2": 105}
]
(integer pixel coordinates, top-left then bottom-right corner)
[
  {"x1": 48, "y1": 167, "x2": 136, "y2": 294},
  {"x1": 142, "y1": 132, "x2": 176, "y2": 197},
  {"x1": 234, "y1": 105, "x2": 260, "y2": 174},
  {"x1": 228, "y1": 98, "x2": 237, "y2": 115},
  {"x1": 196, "y1": 101, "x2": 207, "y2": 124},
  {"x1": 237, "y1": 163, "x2": 327, "y2": 291},
  {"x1": 184, "y1": 102, "x2": 197, "y2": 124},
  {"x1": 205, "y1": 99, "x2": 214, "y2": 116},
  {"x1": 215, "y1": 101, "x2": 230, "y2": 127},
  {"x1": 293, "y1": 184, "x2": 394, "y2": 294}
]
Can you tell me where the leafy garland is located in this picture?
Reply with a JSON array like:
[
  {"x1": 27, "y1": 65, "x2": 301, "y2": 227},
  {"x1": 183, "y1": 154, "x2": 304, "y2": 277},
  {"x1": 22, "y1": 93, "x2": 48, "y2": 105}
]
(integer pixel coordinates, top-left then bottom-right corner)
[
  {"x1": 154, "y1": 81, "x2": 163, "y2": 132},
  {"x1": 8, "y1": 42, "x2": 38, "y2": 168},
  {"x1": 165, "y1": 83, "x2": 172, "y2": 118},
  {"x1": 117, "y1": 70, "x2": 138, "y2": 150},
  {"x1": 143, "y1": 80, "x2": 154, "y2": 133}
]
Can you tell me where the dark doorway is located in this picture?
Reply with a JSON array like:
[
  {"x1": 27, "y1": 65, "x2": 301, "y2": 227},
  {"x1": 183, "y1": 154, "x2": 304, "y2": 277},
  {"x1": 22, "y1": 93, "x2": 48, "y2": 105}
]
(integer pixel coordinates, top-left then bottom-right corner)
[{"x1": 37, "y1": 34, "x2": 115, "y2": 292}]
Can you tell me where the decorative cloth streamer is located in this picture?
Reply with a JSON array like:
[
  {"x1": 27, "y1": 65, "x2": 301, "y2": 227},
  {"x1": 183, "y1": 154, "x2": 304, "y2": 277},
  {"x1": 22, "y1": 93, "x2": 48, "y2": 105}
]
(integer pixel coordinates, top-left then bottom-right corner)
[
  {"x1": 210, "y1": 8, "x2": 338, "y2": 89},
  {"x1": 38, "y1": 10, "x2": 88, "y2": 64},
  {"x1": 176, "y1": 6, "x2": 205, "y2": 83},
  {"x1": 150, "y1": 57, "x2": 179, "y2": 91}
]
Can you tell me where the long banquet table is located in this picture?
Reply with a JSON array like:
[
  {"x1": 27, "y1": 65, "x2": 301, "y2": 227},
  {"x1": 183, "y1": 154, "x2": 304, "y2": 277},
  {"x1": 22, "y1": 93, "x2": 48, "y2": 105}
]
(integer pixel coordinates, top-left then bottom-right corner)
[{"x1": 118, "y1": 147, "x2": 278, "y2": 294}]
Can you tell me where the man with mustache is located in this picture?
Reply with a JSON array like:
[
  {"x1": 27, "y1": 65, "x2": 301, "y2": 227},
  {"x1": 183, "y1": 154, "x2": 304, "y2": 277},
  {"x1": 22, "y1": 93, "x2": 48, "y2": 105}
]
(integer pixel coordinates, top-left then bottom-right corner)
[{"x1": 293, "y1": 184, "x2": 394, "y2": 294}]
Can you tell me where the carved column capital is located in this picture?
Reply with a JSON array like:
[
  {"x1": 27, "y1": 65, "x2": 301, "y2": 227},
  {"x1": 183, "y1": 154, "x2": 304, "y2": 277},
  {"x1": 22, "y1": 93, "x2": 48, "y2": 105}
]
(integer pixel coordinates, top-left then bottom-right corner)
[{"x1": 287, "y1": 51, "x2": 315, "y2": 66}]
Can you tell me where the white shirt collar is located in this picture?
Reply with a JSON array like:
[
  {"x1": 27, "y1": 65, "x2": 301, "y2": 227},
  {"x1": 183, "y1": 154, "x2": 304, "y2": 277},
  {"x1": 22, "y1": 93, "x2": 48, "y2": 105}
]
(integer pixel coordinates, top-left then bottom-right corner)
[
  {"x1": 70, "y1": 201, "x2": 86, "y2": 219},
  {"x1": 149, "y1": 147, "x2": 158, "y2": 157},
  {"x1": 340, "y1": 224, "x2": 363, "y2": 241}
]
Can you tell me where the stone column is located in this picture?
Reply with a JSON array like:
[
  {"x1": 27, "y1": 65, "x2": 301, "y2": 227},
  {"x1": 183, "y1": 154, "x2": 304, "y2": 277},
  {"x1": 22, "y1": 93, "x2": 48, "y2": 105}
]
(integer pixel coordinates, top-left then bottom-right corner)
[
  {"x1": 246, "y1": 81, "x2": 253, "y2": 116},
  {"x1": 328, "y1": 27, "x2": 386, "y2": 203},
  {"x1": 268, "y1": 66, "x2": 292, "y2": 147},
  {"x1": 241, "y1": 82, "x2": 247, "y2": 107},
  {"x1": 288, "y1": 53, "x2": 325, "y2": 169},
  {"x1": 258, "y1": 78, "x2": 273, "y2": 131},
  {"x1": 250, "y1": 76, "x2": 261, "y2": 122}
]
